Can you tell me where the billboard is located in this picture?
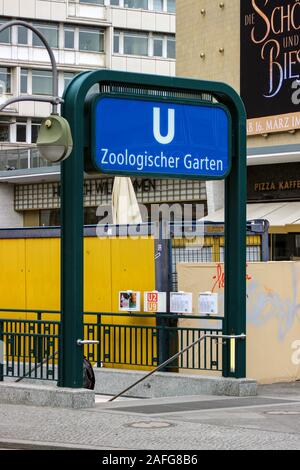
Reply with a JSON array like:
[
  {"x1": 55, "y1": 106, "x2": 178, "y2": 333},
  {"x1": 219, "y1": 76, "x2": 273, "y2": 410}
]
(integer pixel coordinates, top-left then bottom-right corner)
[{"x1": 241, "y1": 0, "x2": 300, "y2": 135}]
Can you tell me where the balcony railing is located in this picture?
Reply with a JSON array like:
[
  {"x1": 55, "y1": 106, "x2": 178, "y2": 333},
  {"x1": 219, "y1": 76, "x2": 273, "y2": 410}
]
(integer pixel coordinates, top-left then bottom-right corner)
[{"x1": 0, "y1": 147, "x2": 54, "y2": 171}]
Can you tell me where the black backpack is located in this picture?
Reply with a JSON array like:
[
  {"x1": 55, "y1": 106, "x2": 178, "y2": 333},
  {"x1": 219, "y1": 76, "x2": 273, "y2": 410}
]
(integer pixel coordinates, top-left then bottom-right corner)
[{"x1": 83, "y1": 356, "x2": 95, "y2": 390}]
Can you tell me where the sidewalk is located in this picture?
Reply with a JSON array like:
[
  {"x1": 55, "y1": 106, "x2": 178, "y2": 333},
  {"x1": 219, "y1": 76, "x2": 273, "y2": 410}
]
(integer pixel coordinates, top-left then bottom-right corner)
[{"x1": 1, "y1": 383, "x2": 300, "y2": 450}]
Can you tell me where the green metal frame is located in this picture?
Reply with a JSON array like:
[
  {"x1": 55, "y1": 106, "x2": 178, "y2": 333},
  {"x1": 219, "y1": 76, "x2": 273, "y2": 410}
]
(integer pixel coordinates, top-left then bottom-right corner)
[{"x1": 59, "y1": 70, "x2": 246, "y2": 388}]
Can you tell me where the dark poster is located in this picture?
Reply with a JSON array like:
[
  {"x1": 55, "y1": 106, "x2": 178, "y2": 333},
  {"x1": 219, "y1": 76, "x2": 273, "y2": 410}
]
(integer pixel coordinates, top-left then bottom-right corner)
[{"x1": 241, "y1": 0, "x2": 300, "y2": 135}]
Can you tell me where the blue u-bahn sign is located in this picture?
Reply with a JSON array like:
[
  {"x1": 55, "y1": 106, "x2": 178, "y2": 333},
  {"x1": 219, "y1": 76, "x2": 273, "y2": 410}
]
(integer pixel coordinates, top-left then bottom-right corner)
[{"x1": 91, "y1": 96, "x2": 231, "y2": 179}]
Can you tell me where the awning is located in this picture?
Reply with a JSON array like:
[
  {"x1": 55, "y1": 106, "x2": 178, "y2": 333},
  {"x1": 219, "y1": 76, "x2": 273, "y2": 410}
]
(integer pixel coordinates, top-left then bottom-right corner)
[{"x1": 203, "y1": 202, "x2": 300, "y2": 233}]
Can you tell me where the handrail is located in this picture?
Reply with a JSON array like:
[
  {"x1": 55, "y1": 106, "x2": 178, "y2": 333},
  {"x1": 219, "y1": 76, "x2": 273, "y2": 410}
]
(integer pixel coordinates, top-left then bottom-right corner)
[{"x1": 108, "y1": 333, "x2": 246, "y2": 402}]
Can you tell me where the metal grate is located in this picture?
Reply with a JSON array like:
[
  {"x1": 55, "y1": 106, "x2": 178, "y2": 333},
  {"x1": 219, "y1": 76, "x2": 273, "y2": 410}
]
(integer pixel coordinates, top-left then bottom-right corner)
[{"x1": 99, "y1": 82, "x2": 213, "y2": 104}]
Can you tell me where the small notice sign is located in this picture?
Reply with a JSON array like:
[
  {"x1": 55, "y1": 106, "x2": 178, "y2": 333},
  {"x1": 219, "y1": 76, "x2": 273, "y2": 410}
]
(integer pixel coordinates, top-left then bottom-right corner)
[
  {"x1": 144, "y1": 291, "x2": 167, "y2": 313},
  {"x1": 170, "y1": 292, "x2": 193, "y2": 314},
  {"x1": 198, "y1": 293, "x2": 218, "y2": 315},
  {"x1": 119, "y1": 291, "x2": 141, "y2": 312}
]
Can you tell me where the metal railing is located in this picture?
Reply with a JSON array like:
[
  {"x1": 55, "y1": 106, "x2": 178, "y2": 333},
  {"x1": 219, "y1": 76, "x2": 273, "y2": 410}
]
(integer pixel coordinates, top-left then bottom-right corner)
[
  {"x1": 109, "y1": 333, "x2": 246, "y2": 402},
  {"x1": 0, "y1": 317, "x2": 59, "y2": 381},
  {"x1": 0, "y1": 147, "x2": 55, "y2": 171},
  {"x1": 0, "y1": 309, "x2": 223, "y2": 381}
]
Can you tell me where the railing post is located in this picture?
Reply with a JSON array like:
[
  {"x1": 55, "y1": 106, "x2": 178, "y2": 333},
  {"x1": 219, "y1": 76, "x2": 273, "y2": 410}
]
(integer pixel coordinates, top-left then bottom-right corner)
[
  {"x1": 155, "y1": 220, "x2": 177, "y2": 371},
  {"x1": 97, "y1": 313, "x2": 102, "y2": 368},
  {"x1": 0, "y1": 320, "x2": 3, "y2": 381},
  {"x1": 261, "y1": 220, "x2": 270, "y2": 262},
  {"x1": 37, "y1": 311, "x2": 43, "y2": 365}
]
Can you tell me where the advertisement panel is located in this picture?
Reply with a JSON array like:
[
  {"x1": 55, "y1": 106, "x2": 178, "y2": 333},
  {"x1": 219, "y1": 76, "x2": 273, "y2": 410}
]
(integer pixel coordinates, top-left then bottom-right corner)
[{"x1": 241, "y1": 0, "x2": 300, "y2": 135}]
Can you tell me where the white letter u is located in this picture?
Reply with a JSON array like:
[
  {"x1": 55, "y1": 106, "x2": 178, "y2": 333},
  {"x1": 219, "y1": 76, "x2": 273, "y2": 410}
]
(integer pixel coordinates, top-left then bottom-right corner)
[{"x1": 153, "y1": 107, "x2": 175, "y2": 145}]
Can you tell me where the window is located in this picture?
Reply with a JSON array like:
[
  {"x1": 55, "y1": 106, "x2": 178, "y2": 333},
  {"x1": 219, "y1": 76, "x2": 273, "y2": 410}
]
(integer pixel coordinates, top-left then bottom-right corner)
[
  {"x1": 153, "y1": 35, "x2": 163, "y2": 57},
  {"x1": 64, "y1": 28, "x2": 75, "y2": 49},
  {"x1": 31, "y1": 119, "x2": 41, "y2": 143},
  {"x1": 167, "y1": 0, "x2": 175, "y2": 13},
  {"x1": 64, "y1": 72, "x2": 76, "y2": 90},
  {"x1": 113, "y1": 31, "x2": 120, "y2": 53},
  {"x1": 20, "y1": 69, "x2": 28, "y2": 94},
  {"x1": 167, "y1": 35, "x2": 175, "y2": 58},
  {"x1": 79, "y1": 0, "x2": 104, "y2": 4},
  {"x1": 0, "y1": 21, "x2": 10, "y2": 43},
  {"x1": 110, "y1": 0, "x2": 120, "y2": 5},
  {"x1": 40, "y1": 209, "x2": 60, "y2": 227},
  {"x1": 79, "y1": 28, "x2": 104, "y2": 52},
  {"x1": 32, "y1": 70, "x2": 52, "y2": 95},
  {"x1": 124, "y1": 31, "x2": 148, "y2": 56},
  {"x1": 18, "y1": 26, "x2": 28, "y2": 45},
  {"x1": 153, "y1": 0, "x2": 163, "y2": 11},
  {"x1": 0, "y1": 67, "x2": 11, "y2": 94},
  {"x1": 125, "y1": 0, "x2": 148, "y2": 9},
  {"x1": 0, "y1": 118, "x2": 10, "y2": 142},
  {"x1": 16, "y1": 120, "x2": 27, "y2": 143},
  {"x1": 33, "y1": 23, "x2": 58, "y2": 48}
]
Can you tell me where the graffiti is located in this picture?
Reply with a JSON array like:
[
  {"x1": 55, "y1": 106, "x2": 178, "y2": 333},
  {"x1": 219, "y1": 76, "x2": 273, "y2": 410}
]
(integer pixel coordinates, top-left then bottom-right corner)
[
  {"x1": 247, "y1": 264, "x2": 300, "y2": 341},
  {"x1": 209, "y1": 263, "x2": 300, "y2": 341},
  {"x1": 211, "y1": 263, "x2": 252, "y2": 293}
]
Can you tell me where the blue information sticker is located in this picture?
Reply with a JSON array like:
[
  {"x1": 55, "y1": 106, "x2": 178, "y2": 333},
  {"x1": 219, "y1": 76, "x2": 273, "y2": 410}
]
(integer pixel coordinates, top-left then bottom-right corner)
[{"x1": 92, "y1": 96, "x2": 231, "y2": 179}]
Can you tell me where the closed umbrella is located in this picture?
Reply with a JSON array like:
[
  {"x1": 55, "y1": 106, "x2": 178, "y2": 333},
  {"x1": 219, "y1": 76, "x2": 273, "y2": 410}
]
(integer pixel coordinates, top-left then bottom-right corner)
[{"x1": 112, "y1": 176, "x2": 142, "y2": 224}]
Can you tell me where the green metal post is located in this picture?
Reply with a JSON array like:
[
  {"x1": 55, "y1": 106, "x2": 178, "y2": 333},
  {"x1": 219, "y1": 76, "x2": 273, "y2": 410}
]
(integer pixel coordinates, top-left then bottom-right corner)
[
  {"x1": 58, "y1": 72, "x2": 90, "y2": 388},
  {"x1": 223, "y1": 99, "x2": 247, "y2": 378}
]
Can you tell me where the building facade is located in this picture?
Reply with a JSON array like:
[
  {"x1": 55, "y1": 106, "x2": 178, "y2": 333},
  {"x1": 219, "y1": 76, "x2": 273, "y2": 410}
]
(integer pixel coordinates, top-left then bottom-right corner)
[
  {"x1": 0, "y1": 0, "x2": 207, "y2": 227},
  {"x1": 177, "y1": 0, "x2": 300, "y2": 261}
]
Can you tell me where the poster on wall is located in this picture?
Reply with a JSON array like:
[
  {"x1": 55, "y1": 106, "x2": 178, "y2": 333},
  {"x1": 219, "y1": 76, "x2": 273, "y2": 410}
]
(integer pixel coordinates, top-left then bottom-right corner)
[
  {"x1": 144, "y1": 291, "x2": 167, "y2": 313},
  {"x1": 119, "y1": 291, "x2": 141, "y2": 312},
  {"x1": 170, "y1": 292, "x2": 193, "y2": 314},
  {"x1": 241, "y1": 0, "x2": 300, "y2": 135},
  {"x1": 198, "y1": 293, "x2": 219, "y2": 315}
]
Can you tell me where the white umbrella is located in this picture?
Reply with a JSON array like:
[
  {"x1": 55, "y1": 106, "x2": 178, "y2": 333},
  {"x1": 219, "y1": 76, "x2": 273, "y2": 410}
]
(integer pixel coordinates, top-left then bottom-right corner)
[{"x1": 112, "y1": 177, "x2": 142, "y2": 225}]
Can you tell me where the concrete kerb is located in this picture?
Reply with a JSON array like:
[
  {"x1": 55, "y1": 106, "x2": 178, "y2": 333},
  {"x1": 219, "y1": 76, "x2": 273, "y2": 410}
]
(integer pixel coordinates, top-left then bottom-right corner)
[
  {"x1": 0, "y1": 382, "x2": 95, "y2": 409},
  {"x1": 93, "y1": 368, "x2": 257, "y2": 398},
  {"x1": 0, "y1": 369, "x2": 257, "y2": 408}
]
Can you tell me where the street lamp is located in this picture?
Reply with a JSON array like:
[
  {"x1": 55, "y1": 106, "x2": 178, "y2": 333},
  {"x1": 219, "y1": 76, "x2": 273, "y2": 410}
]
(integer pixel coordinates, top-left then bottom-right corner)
[{"x1": 0, "y1": 20, "x2": 73, "y2": 163}]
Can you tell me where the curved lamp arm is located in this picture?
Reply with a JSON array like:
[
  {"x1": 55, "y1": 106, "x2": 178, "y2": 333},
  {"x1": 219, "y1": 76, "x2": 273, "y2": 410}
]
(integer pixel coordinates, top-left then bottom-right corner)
[{"x1": 0, "y1": 20, "x2": 62, "y2": 114}]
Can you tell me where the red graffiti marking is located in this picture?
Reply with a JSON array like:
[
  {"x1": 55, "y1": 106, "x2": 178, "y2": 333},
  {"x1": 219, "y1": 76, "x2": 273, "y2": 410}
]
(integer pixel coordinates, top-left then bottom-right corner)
[{"x1": 211, "y1": 263, "x2": 252, "y2": 293}]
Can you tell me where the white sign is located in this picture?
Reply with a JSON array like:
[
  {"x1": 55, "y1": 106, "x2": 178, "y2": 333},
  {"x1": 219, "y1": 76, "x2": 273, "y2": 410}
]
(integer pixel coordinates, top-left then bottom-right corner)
[
  {"x1": 198, "y1": 292, "x2": 218, "y2": 315},
  {"x1": 170, "y1": 292, "x2": 193, "y2": 314},
  {"x1": 119, "y1": 291, "x2": 140, "y2": 312},
  {"x1": 144, "y1": 291, "x2": 167, "y2": 313}
]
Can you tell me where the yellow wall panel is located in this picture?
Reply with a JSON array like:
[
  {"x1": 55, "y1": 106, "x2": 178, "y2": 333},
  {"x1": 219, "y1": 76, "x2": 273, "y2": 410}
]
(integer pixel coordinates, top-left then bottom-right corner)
[
  {"x1": 84, "y1": 237, "x2": 112, "y2": 313},
  {"x1": 109, "y1": 237, "x2": 156, "y2": 370},
  {"x1": 25, "y1": 238, "x2": 60, "y2": 315},
  {"x1": 0, "y1": 239, "x2": 26, "y2": 319}
]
